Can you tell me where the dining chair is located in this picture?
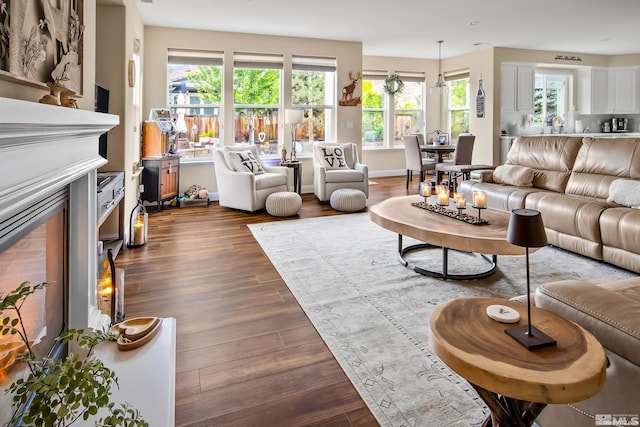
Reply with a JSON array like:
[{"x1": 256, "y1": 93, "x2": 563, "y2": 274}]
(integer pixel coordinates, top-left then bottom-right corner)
[
  {"x1": 435, "y1": 135, "x2": 493, "y2": 190},
  {"x1": 403, "y1": 135, "x2": 437, "y2": 190}
]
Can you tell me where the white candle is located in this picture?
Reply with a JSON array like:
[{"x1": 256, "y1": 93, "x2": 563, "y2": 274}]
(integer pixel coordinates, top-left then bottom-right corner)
[
  {"x1": 133, "y1": 222, "x2": 145, "y2": 245},
  {"x1": 422, "y1": 184, "x2": 431, "y2": 197},
  {"x1": 457, "y1": 198, "x2": 466, "y2": 208},
  {"x1": 473, "y1": 191, "x2": 486, "y2": 208},
  {"x1": 438, "y1": 192, "x2": 449, "y2": 205},
  {"x1": 453, "y1": 192, "x2": 462, "y2": 202}
]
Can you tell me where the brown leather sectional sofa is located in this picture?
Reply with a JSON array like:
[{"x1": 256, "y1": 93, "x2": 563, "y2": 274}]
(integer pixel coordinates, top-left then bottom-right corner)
[{"x1": 459, "y1": 135, "x2": 640, "y2": 273}]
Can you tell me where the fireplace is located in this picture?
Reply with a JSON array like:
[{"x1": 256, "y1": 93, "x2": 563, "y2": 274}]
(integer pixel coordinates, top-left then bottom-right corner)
[{"x1": 0, "y1": 97, "x2": 118, "y2": 423}]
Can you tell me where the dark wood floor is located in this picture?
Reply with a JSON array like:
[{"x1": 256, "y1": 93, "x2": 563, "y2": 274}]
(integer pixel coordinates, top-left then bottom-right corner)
[{"x1": 116, "y1": 175, "x2": 419, "y2": 426}]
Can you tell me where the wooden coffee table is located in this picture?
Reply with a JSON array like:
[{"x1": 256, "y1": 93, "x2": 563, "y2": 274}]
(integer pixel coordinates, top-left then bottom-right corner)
[
  {"x1": 430, "y1": 297, "x2": 606, "y2": 426},
  {"x1": 369, "y1": 195, "x2": 533, "y2": 280}
]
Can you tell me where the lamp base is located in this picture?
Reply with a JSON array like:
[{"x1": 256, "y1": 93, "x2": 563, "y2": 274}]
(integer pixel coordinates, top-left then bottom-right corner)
[{"x1": 505, "y1": 324, "x2": 556, "y2": 350}]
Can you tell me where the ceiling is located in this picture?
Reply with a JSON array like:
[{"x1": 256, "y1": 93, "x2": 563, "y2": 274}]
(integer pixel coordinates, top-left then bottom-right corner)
[{"x1": 136, "y1": 0, "x2": 640, "y2": 59}]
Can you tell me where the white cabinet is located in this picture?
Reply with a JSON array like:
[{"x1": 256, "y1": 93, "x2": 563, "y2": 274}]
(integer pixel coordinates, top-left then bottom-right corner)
[
  {"x1": 577, "y1": 67, "x2": 608, "y2": 114},
  {"x1": 609, "y1": 67, "x2": 640, "y2": 114},
  {"x1": 501, "y1": 63, "x2": 535, "y2": 113}
]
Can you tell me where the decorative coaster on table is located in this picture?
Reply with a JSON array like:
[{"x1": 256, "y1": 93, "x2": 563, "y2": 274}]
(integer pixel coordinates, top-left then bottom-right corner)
[{"x1": 411, "y1": 201, "x2": 489, "y2": 225}]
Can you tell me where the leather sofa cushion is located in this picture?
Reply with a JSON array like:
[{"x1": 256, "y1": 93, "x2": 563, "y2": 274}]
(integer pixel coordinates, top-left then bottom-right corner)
[
  {"x1": 325, "y1": 169, "x2": 365, "y2": 183},
  {"x1": 535, "y1": 278, "x2": 640, "y2": 366},
  {"x1": 525, "y1": 192, "x2": 612, "y2": 243},
  {"x1": 506, "y1": 136, "x2": 583, "y2": 192},
  {"x1": 600, "y1": 207, "x2": 640, "y2": 254},
  {"x1": 566, "y1": 137, "x2": 640, "y2": 199},
  {"x1": 458, "y1": 181, "x2": 543, "y2": 211},
  {"x1": 255, "y1": 172, "x2": 287, "y2": 190}
]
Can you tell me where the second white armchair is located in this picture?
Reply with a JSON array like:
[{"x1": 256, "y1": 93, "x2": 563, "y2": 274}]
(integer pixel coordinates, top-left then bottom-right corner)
[{"x1": 313, "y1": 142, "x2": 368, "y2": 202}]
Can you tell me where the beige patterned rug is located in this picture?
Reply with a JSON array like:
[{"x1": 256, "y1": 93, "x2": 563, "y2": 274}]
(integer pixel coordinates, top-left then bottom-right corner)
[{"x1": 248, "y1": 213, "x2": 635, "y2": 427}]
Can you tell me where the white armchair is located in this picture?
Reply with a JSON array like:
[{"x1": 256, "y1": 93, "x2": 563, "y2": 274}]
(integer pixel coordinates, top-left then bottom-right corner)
[
  {"x1": 313, "y1": 142, "x2": 368, "y2": 202},
  {"x1": 213, "y1": 144, "x2": 289, "y2": 212}
]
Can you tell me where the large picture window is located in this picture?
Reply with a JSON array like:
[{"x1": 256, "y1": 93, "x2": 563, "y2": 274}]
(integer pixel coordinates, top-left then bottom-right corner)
[
  {"x1": 167, "y1": 50, "x2": 222, "y2": 160},
  {"x1": 233, "y1": 53, "x2": 283, "y2": 155},
  {"x1": 291, "y1": 56, "x2": 336, "y2": 155}
]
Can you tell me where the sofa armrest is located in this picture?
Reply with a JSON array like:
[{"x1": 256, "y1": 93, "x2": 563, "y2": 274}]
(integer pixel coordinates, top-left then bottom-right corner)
[
  {"x1": 469, "y1": 169, "x2": 495, "y2": 183},
  {"x1": 535, "y1": 279, "x2": 640, "y2": 366}
]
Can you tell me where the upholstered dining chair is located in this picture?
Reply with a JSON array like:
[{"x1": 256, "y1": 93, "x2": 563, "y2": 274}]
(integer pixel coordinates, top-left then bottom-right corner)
[
  {"x1": 403, "y1": 134, "x2": 437, "y2": 190},
  {"x1": 213, "y1": 144, "x2": 289, "y2": 212},
  {"x1": 313, "y1": 142, "x2": 369, "y2": 202},
  {"x1": 435, "y1": 134, "x2": 489, "y2": 189}
]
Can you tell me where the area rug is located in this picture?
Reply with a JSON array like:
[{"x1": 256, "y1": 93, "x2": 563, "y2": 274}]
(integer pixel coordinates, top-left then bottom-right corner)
[{"x1": 248, "y1": 213, "x2": 636, "y2": 427}]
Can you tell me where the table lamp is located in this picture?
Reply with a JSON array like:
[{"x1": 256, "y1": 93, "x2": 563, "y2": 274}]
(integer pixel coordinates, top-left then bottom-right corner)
[
  {"x1": 505, "y1": 208, "x2": 556, "y2": 350},
  {"x1": 285, "y1": 109, "x2": 303, "y2": 161}
]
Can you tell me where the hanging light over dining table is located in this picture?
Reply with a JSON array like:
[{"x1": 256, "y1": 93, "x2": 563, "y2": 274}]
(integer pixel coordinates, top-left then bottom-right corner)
[{"x1": 431, "y1": 40, "x2": 449, "y2": 94}]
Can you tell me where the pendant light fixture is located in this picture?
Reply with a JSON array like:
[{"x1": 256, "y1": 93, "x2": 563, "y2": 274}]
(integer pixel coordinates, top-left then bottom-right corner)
[{"x1": 431, "y1": 40, "x2": 448, "y2": 94}]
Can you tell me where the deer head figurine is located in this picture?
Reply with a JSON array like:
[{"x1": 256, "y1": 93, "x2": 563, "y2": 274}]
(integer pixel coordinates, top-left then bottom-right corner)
[{"x1": 342, "y1": 71, "x2": 362, "y2": 102}]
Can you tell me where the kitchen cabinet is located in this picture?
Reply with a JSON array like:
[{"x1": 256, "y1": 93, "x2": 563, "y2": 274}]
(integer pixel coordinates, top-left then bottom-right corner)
[
  {"x1": 609, "y1": 67, "x2": 640, "y2": 114},
  {"x1": 501, "y1": 63, "x2": 535, "y2": 113},
  {"x1": 142, "y1": 155, "x2": 180, "y2": 211},
  {"x1": 577, "y1": 67, "x2": 608, "y2": 114}
]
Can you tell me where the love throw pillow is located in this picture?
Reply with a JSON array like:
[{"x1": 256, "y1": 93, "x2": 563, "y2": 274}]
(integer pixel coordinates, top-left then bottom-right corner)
[
  {"x1": 227, "y1": 150, "x2": 265, "y2": 175},
  {"x1": 318, "y1": 146, "x2": 350, "y2": 170}
]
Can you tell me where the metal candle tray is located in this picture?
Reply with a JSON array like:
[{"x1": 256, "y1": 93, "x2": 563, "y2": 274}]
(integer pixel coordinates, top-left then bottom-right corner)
[{"x1": 411, "y1": 201, "x2": 489, "y2": 225}]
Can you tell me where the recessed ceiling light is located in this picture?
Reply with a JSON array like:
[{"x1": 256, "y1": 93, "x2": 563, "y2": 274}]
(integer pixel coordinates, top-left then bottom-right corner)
[
  {"x1": 469, "y1": 21, "x2": 482, "y2": 26},
  {"x1": 473, "y1": 42, "x2": 490, "y2": 46}
]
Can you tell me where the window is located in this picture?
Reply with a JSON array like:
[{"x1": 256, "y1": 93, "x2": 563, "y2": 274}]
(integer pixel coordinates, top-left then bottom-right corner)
[
  {"x1": 394, "y1": 77, "x2": 424, "y2": 147},
  {"x1": 167, "y1": 50, "x2": 222, "y2": 160},
  {"x1": 291, "y1": 56, "x2": 336, "y2": 155},
  {"x1": 362, "y1": 75, "x2": 386, "y2": 148},
  {"x1": 448, "y1": 77, "x2": 470, "y2": 141},
  {"x1": 533, "y1": 71, "x2": 568, "y2": 127},
  {"x1": 362, "y1": 72, "x2": 425, "y2": 149},
  {"x1": 233, "y1": 53, "x2": 283, "y2": 155}
]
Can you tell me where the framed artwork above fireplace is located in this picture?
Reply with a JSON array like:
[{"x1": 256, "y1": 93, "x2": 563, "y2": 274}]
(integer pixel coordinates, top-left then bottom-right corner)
[{"x1": 0, "y1": 0, "x2": 84, "y2": 94}]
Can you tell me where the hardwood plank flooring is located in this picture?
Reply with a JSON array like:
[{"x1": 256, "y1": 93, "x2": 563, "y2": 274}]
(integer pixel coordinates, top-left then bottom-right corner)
[{"x1": 116, "y1": 175, "x2": 421, "y2": 426}]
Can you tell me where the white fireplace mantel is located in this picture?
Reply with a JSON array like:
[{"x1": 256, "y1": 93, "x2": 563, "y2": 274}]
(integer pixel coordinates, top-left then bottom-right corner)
[{"x1": 0, "y1": 96, "x2": 119, "y2": 331}]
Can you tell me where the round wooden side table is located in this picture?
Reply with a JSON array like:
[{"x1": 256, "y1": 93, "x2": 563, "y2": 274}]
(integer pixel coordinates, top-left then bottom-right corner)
[{"x1": 429, "y1": 297, "x2": 606, "y2": 427}]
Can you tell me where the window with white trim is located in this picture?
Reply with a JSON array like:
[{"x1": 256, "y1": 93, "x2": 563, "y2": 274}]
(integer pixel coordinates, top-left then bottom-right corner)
[
  {"x1": 291, "y1": 56, "x2": 336, "y2": 155},
  {"x1": 362, "y1": 73, "x2": 386, "y2": 148},
  {"x1": 233, "y1": 53, "x2": 283, "y2": 155},
  {"x1": 167, "y1": 49, "x2": 223, "y2": 160},
  {"x1": 533, "y1": 70, "x2": 569, "y2": 127},
  {"x1": 362, "y1": 71, "x2": 425, "y2": 149},
  {"x1": 393, "y1": 73, "x2": 424, "y2": 147},
  {"x1": 447, "y1": 76, "x2": 470, "y2": 141}
]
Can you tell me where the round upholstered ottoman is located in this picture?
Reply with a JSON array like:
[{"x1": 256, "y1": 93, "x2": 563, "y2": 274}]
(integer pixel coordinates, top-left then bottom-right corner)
[
  {"x1": 330, "y1": 188, "x2": 367, "y2": 212},
  {"x1": 266, "y1": 192, "x2": 302, "y2": 217}
]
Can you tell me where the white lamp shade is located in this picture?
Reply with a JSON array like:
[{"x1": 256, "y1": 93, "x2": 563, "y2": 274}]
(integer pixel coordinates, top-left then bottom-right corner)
[{"x1": 285, "y1": 109, "x2": 304, "y2": 124}]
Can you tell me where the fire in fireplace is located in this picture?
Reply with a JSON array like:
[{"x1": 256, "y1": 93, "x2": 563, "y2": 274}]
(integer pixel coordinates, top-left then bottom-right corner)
[{"x1": 0, "y1": 189, "x2": 68, "y2": 424}]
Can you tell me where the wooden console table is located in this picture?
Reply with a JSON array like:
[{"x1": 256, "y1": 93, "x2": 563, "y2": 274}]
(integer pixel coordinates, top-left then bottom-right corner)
[{"x1": 430, "y1": 298, "x2": 606, "y2": 426}]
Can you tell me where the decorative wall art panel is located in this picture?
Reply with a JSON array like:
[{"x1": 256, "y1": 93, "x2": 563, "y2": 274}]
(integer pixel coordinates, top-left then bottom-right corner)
[{"x1": 0, "y1": 0, "x2": 84, "y2": 97}]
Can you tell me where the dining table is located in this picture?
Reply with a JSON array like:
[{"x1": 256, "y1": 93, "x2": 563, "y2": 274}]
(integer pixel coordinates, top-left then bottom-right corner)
[{"x1": 420, "y1": 144, "x2": 456, "y2": 163}]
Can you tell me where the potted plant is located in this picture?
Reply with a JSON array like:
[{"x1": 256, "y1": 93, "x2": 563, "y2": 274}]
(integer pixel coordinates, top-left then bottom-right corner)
[{"x1": 1, "y1": 281, "x2": 148, "y2": 426}]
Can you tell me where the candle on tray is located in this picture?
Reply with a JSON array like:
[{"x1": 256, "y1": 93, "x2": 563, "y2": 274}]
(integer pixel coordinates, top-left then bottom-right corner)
[
  {"x1": 422, "y1": 182, "x2": 431, "y2": 197},
  {"x1": 438, "y1": 191, "x2": 449, "y2": 205},
  {"x1": 473, "y1": 191, "x2": 487, "y2": 208},
  {"x1": 457, "y1": 198, "x2": 467, "y2": 208}
]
